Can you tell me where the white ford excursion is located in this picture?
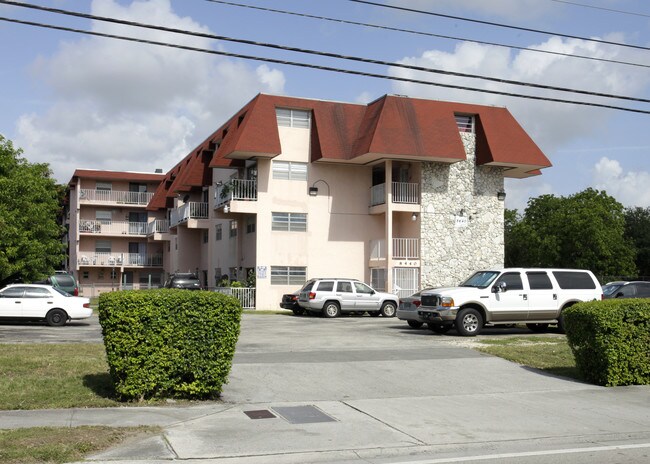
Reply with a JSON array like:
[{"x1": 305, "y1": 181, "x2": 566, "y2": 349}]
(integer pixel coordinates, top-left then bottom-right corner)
[{"x1": 417, "y1": 268, "x2": 602, "y2": 336}]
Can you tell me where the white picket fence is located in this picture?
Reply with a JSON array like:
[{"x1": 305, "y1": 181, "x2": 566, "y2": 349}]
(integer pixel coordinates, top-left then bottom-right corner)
[{"x1": 212, "y1": 287, "x2": 256, "y2": 309}]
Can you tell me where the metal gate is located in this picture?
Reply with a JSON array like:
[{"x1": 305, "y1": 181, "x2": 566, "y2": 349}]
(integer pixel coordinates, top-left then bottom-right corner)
[{"x1": 392, "y1": 268, "x2": 419, "y2": 298}]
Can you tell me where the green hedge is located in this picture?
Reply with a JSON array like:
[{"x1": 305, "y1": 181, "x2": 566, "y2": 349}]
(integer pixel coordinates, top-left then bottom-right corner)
[
  {"x1": 98, "y1": 289, "x2": 242, "y2": 400},
  {"x1": 563, "y1": 299, "x2": 650, "y2": 386}
]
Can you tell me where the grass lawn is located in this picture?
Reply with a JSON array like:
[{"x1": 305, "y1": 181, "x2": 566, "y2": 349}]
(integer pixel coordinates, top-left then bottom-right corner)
[
  {"x1": 0, "y1": 426, "x2": 160, "y2": 464},
  {"x1": 473, "y1": 336, "x2": 583, "y2": 381}
]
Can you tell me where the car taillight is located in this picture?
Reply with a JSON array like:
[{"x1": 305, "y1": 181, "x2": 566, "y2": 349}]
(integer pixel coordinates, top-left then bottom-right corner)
[
  {"x1": 413, "y1": 300, "x2": 421, "y2": 307},
  {"x1": 74, "y1": 288, "x2": 79, "y2": 296},
  {"x1": 83, "y1": 303, "x2": 90, "y2": 308},
  {"x1": 291, "y1": 295, "x2": 298, "y2": 301},
  {"x1": 309, "y1": 292, "x2": 316, "y2": 300}
]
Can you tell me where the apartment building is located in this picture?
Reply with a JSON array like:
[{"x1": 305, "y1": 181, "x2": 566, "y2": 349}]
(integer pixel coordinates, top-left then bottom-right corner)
[
  {"x1": 142, "y1": 93, "x2": 551, "y2": 309},
  {"x1": 66, "y1": 170, "x2": 167, "y2": 295}
]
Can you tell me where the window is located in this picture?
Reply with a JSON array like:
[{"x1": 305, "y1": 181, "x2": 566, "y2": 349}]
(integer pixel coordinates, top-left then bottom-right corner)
[
  {"x1": 110, "y1": 269, "x2": 117, "y2": 280},
  {"x1": 229, "y1": 220, "x2": 238, "y2": 238},
  {"x1": 526, "y1": 272, "x2": 553, "y2": 290},
  {"x1": 203, "y1": 230, "x2": 209, "y2": 244},
  {"x1": 271, "y1": 266, "x2": 307, "y2": 285},
  {"x1": 96, "y1": 182, "x2": 112, "y2": 191},
  {"x1": 246, "y1": 217, "x2": 256, "y2": 234},
  {"x1": 552, "y1": 271, "x2": 596, "y2": 290},
  {"x1": 82, "y1": 271, "x2": 89, "y2": 279},
  {"x1": 371, "y1": 269, "x2": 387, "y2": 292},
  {"x1": 276, "y1": 108, "x2": 311, "y2": 128},
  {"x1": 495, "y1": 272, "x2": 523, "y2": 291},
  {"x1": 336, "y1": 281, "x2": 352, "y2": 293},
  {"x1": 318, "y1": 281, "x2": 335, "y2": 292},
  {"x1": 272, "y1": 161, "x2": 308, "y2": 181},
  {"x1": 216, "y1": 224, "x2": 222, "y2": 241},
  {"x1": 455, "y1": 114, "x2": 474, "y2": 133},
  {"x1": 354, "y1": 282, "x2": 374, "y2": 294},
  {"x1": 95, "y1": 240, "x2": 111, "y2": 253},
  {"x1": 272, "y1": 212, "x2": 307, "y2": 231},
  {"x1": 24, "y1": 287, "x2": 51, "y2": 298},
  {"x1": 96, "y1": 210, "x2": 112, "y2": 225}
]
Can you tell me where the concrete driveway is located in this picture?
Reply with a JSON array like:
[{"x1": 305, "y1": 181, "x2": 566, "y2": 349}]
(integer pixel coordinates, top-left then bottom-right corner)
[{"x1": 2, "y1": 312, "x2": 649, "y2": 463}]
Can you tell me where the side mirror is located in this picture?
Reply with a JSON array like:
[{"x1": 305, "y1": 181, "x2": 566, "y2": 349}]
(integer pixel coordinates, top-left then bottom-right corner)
[{"x1": 492, "y1": 282, "x2": 507, "y2": 293}]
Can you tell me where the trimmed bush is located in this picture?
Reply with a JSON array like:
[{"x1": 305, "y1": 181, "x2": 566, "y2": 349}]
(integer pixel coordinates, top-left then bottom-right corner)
[
  {"x1": 98, "y1": 289, "x2": 242, "y2": 400},
  {"x1": 563, "y1": 299, "x2": 650, "y2": 386}
]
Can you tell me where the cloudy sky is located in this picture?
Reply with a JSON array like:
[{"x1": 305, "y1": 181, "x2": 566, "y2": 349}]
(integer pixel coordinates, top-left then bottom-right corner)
[{"x1": 1, "y1": 0, "x2": 649, "y2": 211}]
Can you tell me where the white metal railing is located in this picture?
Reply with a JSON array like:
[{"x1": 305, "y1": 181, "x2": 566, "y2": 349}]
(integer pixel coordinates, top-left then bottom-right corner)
[
  {"x1": 79, "y1": 189, "x2": 153, "y2": 206},
  {"x1": 79, "y1": 220, "x2": 148, "y2": 236},
  {"x1": 393, "y1": 238, "x2": 420, "y2": 259},
  {"x1": 213, "y1": 287, "x2": 256, "y2": 309},
  {"x1": 77, "y1": 252, "x2": 163, "y2": 267},
  {"x1": 147, "y1": 219, "x2": 169, "y2": 235},
  {"x1": 370, "y1": 183, "x2": 386, "y2": 206},
  {"x1": 170, "y1": 202, "x2": 209, "y2": 227},
  {"x1": 392, "y1": 182, "x2": 420, "y2": 204},
  {"x1": 370, "y1": 239, "x2": 387, "y2": 260},
  {"x1": 215, "y1": 179, "x2": 258, "y2": 208}
]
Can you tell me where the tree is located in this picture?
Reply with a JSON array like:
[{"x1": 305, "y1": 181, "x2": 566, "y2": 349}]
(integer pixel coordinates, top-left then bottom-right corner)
[
  {"x1": 504, "y1": 188, "x2": 636, "y2": 277},
  {"x1": 624, "y1": 207, "x2": 650, "y2": 277},
  {"x1": 0, "y1": 135, "x2": 65, "y2": 284}
]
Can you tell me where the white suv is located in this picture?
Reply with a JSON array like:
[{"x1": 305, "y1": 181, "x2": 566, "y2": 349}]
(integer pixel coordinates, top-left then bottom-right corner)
[
  {"x1": 417, "y1": 268, "x2": 602, "y2": 336},
  {"x1": 298, "y1": 278, "x2": 398, "y2": 318}
]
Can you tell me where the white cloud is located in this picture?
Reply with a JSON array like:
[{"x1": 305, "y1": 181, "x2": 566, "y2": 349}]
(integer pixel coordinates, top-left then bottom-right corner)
[
  {"x1": 389, "y1": 0, "x2": 556, "y2": 21},
  {"x1": 16, "y1": 0, "x2": 285, "y2": 183},
  {"x1": 504, "y1": 177, "x2": 554, "y2": 212},
  {"x1": 593, "y1": 157, "x2": 650, "y2": 207}
]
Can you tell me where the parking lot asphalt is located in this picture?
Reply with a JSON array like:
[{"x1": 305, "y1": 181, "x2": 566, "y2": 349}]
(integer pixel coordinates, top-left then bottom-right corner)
[{"x1": 1, "y1": 313, "x2": 649, "y2": 464}]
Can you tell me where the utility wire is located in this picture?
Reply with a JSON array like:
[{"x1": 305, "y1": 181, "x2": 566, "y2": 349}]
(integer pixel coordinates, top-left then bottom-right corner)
[
  {"x1": 2, "y1": 0, "x2": 649, "y2": 105},
  {"x1": 349, "y1": 0, "x2": 650, "y2": 52},
  {"x1": 548, "y1": 0, "x2": 650, "y2": 18},
  {"x1": 1, "y1": 15, "x2": 649, "y2": 116},
  {"x1": 204, "y1": 0, "x2": 650, "y2": 70}
]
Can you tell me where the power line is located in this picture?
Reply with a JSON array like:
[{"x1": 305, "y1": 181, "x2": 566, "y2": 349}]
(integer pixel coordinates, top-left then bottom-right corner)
[
  {"x1": 2, "y1": 0, "x2": 649, "y2": 105},
  {"x1": 204, "y1": 0, "x2": 650, "y2": 70},
  {"x1": 1, "y1": 15, "x2": 649, "y2": 116},
  {"x1": 548, "y1": 0, "x2": 650, "y2": 18},
  {"x1": 349, "y1": 0, "x2": 650, "y2": 52}
]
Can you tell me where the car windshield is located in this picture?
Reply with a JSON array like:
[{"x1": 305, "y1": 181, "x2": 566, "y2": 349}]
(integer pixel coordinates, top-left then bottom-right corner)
[
  {"x1": 51, "y1": 286, "x2": 71, "y2": 297},
  {"x1": 461, "y1": 271, "x2": 500, "y2": 288},
  {"x1": 602, "y1": 283, "x2": 623, "y2": 296}
]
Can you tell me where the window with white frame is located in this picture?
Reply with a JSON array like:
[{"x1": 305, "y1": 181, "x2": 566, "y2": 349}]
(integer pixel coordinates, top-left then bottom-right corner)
[
  {"x1": 96, "y1": 181, "x2": 112, "y2": 191},
  {"x1": 455, "y1": 114, "x2": 475, "y2": 133},
  {"x1": 271, "y1": 266, "x2": 307, "y2": 285},
  {"x1": 229, "y1": 220, "x2": 238, "y2": 238},
  {"x1": 246, "y1": 217, "x2": 256, "y2": 234},
  {"x1": 272, "y1": 212, "x2": 307, "y2": 232},
  {"x1": 272, "y1": 161, "x2": 307, "y2": 181},
  {"x1": 276, "y1": 108, "x2": 311, "y2": 128},
  {"x1": 95, "y1": 240, "x2": 111, "y2": 253},
  {"x1": 203, "y1": 229, "x2": 209, "y2": 243},
  {"x1": 215, "y1": 224, "x2": 222, "y2": 241},
  {"x1": 96, "y1": 210, "x2": 112, "y2": 225}
]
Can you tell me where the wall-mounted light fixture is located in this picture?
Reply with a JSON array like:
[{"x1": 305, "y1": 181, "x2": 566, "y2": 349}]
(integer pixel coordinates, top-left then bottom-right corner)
[
  {"x1": 308, "y1": 186, "x2": 319, "y2": 196},
  {"x1": 308, "y1": 179, "x2": 330, "y2": 197},
  {"x1": 411, "y1": 212, "x2": 418, "y2": 221},
  {"x1": 497, "y1": 190, "x2": 506, "y2": 201},
  {"x1": 223, "y1": 204, "x2": 230, "y2": 213}
]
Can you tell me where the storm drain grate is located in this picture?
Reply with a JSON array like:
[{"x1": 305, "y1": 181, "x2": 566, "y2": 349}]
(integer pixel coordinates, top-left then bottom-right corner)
[
  {"x1": 271, "y1": 405, "x2": 337, "y2": 424},
  {"x1": 243, "y1": 409, "x2": 276, "y2": 420}
]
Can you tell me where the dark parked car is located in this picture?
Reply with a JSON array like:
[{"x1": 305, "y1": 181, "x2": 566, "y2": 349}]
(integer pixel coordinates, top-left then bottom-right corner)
[
  {"x1": 397, "y1": 288, "x2": 436, "y2": 328},
  {"x1": 602, "y1": 281, "x2": 650, "y2": 299},
  {"x1": 280, "y1": 291, "x2": 302, "y2": 315},
  {"x1": 164, "y1": 273, "x2": 202, "y2": 290},
  {"x1": 34, "y1": 272, "x2": 79, "y2": 296}
]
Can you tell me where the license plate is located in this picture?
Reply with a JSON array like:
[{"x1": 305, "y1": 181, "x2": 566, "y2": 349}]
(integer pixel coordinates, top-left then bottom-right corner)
[{"x1": 418, "y1": 312, "x2": 432, "y2": 320}]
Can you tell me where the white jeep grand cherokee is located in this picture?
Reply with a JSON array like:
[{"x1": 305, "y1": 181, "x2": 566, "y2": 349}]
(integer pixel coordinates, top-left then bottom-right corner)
[{"x1": 417, "y1": 268, "x2": 602, "y2": 336}]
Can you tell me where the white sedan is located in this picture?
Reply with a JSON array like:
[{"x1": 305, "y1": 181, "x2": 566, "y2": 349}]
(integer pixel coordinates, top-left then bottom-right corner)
[{"x1": 0, "y1": 284, "x2": 92, "y2": 326}]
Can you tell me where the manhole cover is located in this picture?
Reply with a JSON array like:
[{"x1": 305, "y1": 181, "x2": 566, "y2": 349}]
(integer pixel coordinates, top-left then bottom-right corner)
[
  {"x1": 243, "y1": 409, "x2": 276, "y2": 420},
  {"x1": 271, "y1": 405, "x2": 337, "y2": 424}
]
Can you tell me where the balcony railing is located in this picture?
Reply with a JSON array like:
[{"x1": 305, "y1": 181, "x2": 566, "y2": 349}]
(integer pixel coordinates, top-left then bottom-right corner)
[
  {"x1": 77, "y1": 252, "x2": 163, "y2": 267},
  {"x1": 79, "y1": 220, "x2": 148, "y2": 236},
  {"x1": 147, "y1": 219, "x2": 169, "y2": 235},
  {"x1": 79, "y1": 189, "x2": 153, "y2": 206},
  {"x1": 370, "y1": 238, "x2": 420, "y2": 260},
  {"x1": 370, "y1": 182, "x2": 420, "y2": 206},
  {"x1": 170, "y1": 202, "x2": 209, "y2": 227},
  {"x1": 215, "y1": 179, "x2": 258, "y2": 208}
]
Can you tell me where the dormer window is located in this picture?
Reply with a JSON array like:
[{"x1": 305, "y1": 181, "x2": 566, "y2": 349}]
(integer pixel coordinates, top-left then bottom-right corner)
[
  {"x1": 276, "y1": 108, "x2": 311, "y2": 128},
  {"x1": 455, "y1": 114, "x2": 474, "y2": 133}
]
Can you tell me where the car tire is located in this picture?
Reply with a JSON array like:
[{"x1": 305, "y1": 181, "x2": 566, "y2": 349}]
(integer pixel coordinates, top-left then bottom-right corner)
[
  {"x1": 46, "y1": 308, "x2": 68, "y2": 327},
  {"x1": 323, "y1": 301, "x2": 341, "y2": 318},
  {"x1": 380, "y1": 302, "x2": 397, "y2": 317},
  {"x1": 428, "y1": 323, "x2": 452, "y2": 334},
  {"x1": 369, "y1": 311, "x2": 380, "y2": 317},
  {"x1": 407, "y1": 320, "x2": 424, "y2": 329},
  {"x1": 526, "y1": 323, "x2": 549, "y2": 333},
  {"x1": 455, "y1": 308, "x2": 483, "y2": 336},
  {"x1": 292, "y1": 307, "x2": 304, "y2": 316}
]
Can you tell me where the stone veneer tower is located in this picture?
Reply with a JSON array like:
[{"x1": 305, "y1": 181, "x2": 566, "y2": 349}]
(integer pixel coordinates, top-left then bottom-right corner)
[{"x1": 420, "y1": 131, "x2": 505, "y2": 288}]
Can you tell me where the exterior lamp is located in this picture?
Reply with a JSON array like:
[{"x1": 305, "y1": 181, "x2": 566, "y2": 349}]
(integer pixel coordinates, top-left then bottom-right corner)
[
  {"x1": 497, "y1": 190, "x2": 506, "y2": 201},
  {"x1": 411, "y1": 212, "x2": 418, "y2": 221},
  {"x1": 308, "y1": 187, "x2": 318, "y2": 196}
]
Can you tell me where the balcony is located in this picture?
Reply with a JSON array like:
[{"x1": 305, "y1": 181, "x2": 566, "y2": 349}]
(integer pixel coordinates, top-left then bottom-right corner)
[
  {"x1": 170, "y1": 202, "x2": 209, "y2": 228},
  {"x1": 146, "y1": 219, "x2": 170, "y2": 241},
  {"x1": 79, "y1": 220, "x2": 148, "y2": 236},
  {"x1": 79, "y1": 189, "x2": 153, "y2": 207},
  {"x1": 215, "y1": 179, "x2": 258, "y2": 210},
  {"x1": 370, "y1": 182, "x2": 420, "y2": 207},
  {"x1": 77, "y1": 252, "x2": 163, "y2": 267},
  {"x1": 370, "y1": 238, "x2": 420, "y2": 260}
]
